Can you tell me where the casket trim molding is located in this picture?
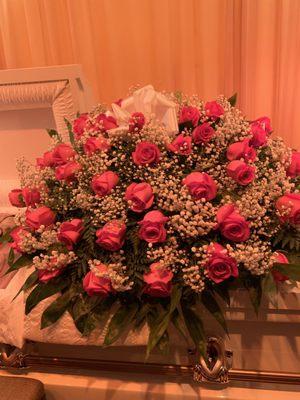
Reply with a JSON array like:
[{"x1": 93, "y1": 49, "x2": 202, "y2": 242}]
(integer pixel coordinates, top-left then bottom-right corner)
[{"x1": 16, "y1": 355, "x2": 300, "y2": 385}]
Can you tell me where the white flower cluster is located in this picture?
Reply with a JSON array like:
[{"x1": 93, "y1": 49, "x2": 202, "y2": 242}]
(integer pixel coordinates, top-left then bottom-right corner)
[{"x1": 33, "y1": 250, "x2": 77, "y2": 271}]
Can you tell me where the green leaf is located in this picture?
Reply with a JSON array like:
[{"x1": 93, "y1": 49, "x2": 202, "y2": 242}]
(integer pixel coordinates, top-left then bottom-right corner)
[
  {"x1": 71, "y1": 295, "x2": 101, "y2": 322},
  {"x1": 171, "y1": 308, "x2": 189, "y2": 343},
  {"x1": 64, "y1": 117, "x2": 76, "y2": 148},
  {"x1": 134, "y1": 303, "x2": 151, "y2": 330},
  {"x1": 273, "y1": 262, "x2": 300, "y2": 281},
  {"x1": 201, "y1": 291, "x2": 228, "y2": 335},
  {"x1": 247, "y1": 285, "x2": 262, "y2": 315},
  {"x1": 146, "y1": 286, "x2": 182, "y2": 358},
  {"x1": 46, "y1": 129, "x2": 62, "y2": 142},
  {"x1": 0, "y1": 228, "x2": 14, "y2": 244},
  {"x1": 7, "y1": 248, "x2": 14, "y2": 266},
  {"x1": 213, "y1": 284, "x2": 231, "y2": 306},
  {"x1": 228, "y1": 93, "x2": 237, "y2": 107},
  {"x1": 12, "y1": 270, "x2": 39, "y2": 301},
  {"x1": 104, "y1": 303, "x2": 138, "y2": 346},
  {"x1": 5, "y1": 254, "x2": 33, "y2": 275},
  {"x1": 41, "y1": 285, "x2": 79, "y2": 329},
  {"x1": 25, "y1": 279, "x2": 69, "y2": 315},
  {"x1": 262, "y1": 272, "x2": 278, "y2": 307},
  {"x1": 181, "y1": 302, "x2": 206, "y2": 357}
]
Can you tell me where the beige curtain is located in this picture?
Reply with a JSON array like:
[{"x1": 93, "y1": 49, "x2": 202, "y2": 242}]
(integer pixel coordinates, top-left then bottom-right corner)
[{"x1": 1, "y1": 0, "x2": 300, "y2": 147}]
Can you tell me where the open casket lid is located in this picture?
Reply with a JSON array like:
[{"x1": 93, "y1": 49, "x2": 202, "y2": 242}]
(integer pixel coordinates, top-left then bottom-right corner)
[{"x1": 0, "y1": 65, "x2": 95, "y2": 213}]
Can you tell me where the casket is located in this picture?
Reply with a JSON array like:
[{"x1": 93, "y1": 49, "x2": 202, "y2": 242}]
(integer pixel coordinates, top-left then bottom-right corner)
[{"x1": 0, "y1": 72, "x2": 299, "y2": 399}]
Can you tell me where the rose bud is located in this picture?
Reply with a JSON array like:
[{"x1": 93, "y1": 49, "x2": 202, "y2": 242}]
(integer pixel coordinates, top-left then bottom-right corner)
[
  {"x1": 125, "y1": 182, "x2": 154, "y2": 212},
  {"x1": 226, "y1": 160, "x2": 255, "y2": 186},
  {"x1": 286, "y1": 151, "x2": 300, "y2": 178},
  {"x1": 73, "y1": 113, "x2": 89, "y2": 139},
  {"x1": 192, "y1": 123, "x2": 215, "y2": 144},
  {"x1": 182, "y1": 172, "x2": 217, "y2": 201},
  {"x1": 8, "y1": 189, "x2": 25, "y2": 207},
  {"x1": 83, "y1": 136, "x2": 110, "y2": 155},
  {"x1": 25, "y1": 206, "x2": 55, "y2": 230},
  {"x1": 91, "y1": 171, "x2": 119, "y2": 196},
  {"x1": 205, "y1": 101, "x2": 224, "y2": 119},
  {"x1": 22, "y1": 188, "x2": 41, "y2": 207},
  {"x1": 10, "y1": 227, "x2": 30, "y2": 253},
  {"x1": 205, "y1": 243, "x2": 238, "y2": 283},
  {"x1": 96, "y1": 220, "x2": 126, "y2": 251},
  {"x1": 132, "y1": 141, "x2": 161, "y2": 166},
  {"x1": 168, "y1": 134, "x2": 192, "y2": 156},
  {"x1": 216, "y1": 204, "x2": 250, "y2": 242},
  {"x1": 52, "y1": 143, "x2": 76, "y2": 165},
  {"x1": 249, "y1": 124, "x2": 267, "y2": 148},
  {"x1": 58, "y1": 219, "x2": 84, "y2": 250},
  {"x1": 129, "y1": 112, "x2": 146, "y2": 132},
  {"x1": 138, "y1": 210, "x2": 168, "y2": 243},
  {"x1": 83, "y1": 264, "x2": 113, "y2": 297},
  {"x1": 143, "y1": 262, "x2": 173, "y2": 297},
  {"x1": 179, "y1": 106, "x2": 200, "y2": 127},
  {"x1": 276, "y1": 193, "x2": 300, "y2": 225},
  {"x1": 95, "y1": 114, "x2": 118, "y2": 132},
  {"x1": 272, "y1": 252, "x2": 289, "y2": 283},
  {"x1": 226, "y1": 138, "x2": 256, "y2": 162},
  {"x1": 55, "y1": 161, "x2": 81, "y2": 183},
  {"x1": 36, "y1": 150, "x2": 55, "y2": 168},
  {"x1": 252, "y1": 116, "x2": 272, "y2": 134}
]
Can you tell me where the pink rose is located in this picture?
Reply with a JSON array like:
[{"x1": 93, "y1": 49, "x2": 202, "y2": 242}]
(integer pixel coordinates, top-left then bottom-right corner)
[
  {"x1": 192, "y1": 123, "x2": 215, "y2": 144},
  {"x1": 249, "y1": 125, "x2": 267, "y2": 148},
  {"x1": 83, "y1": 265, "x2": 113, "y2": 297},
  {"x1": 83, "y1": 136, "x2": 110, "y2": 155},
  {"x1": 91, "y1": 171, "x2": 119, "y2": 196},
  {"x1": 287, "y1": 151, "x2": 300, "y2": 178},
  {"x1": 182, "y1": 172, "x2": 217, "y2": 201},
  {"x1": 276, "y1": 193, "x2": 300, "y2": 225},
  {"x1": 55, "y1": 161, "x2": 81, "y2": 183},
  {"x1": 252, "y1": 116, "x2": 272, "y2": 134},
  {"x1": 125, "y1": 182, "x2": 154, "y2": 212},
  {"x1": 129, "y1": 112, "x2": 146, "y2": 132},
  {"x1": 179, "y1": 106, "x2": 200, "y2": 127},
  {"x1": 205, "y1": 243, "x2": 238, "y2": 283},
  {"x1": 226, "y1": 160, "x2": 255, "y2": 186},
  {"x1": 216, "y1": 204, "x2": 250, "y2": 242},
  {"x1": 10, "y1": 227, "x2": 29, "y2": 253},
  {"x1": 96, "y1": 220, "x2": 126, "y2": 251},
  {"x1": 132, "y1": 141, "x2": 161, "y2": 166},
  {"x1": 22, "y1": 188, "x2": 41, "y2": 207},
  {"x1": 36, "y1": 150, "x2": 55, "y2": 168},
  {"x1": 25, "y1": 206, "x2": 55, "y2": 230},
  {"x1": 73, "y1": 113, "x2": 89, "y2": 139},
  {"x1": 8, "y1": 189, "x2": 24, "y2": 207},
  {"x1": 226, "y1": 138, "x2": 256, "y2": 162},
  {"x1": 52, "y1": 143, "x2": 75, "y2": 166},
  {"x1": 143, "y1": 263, "x2": 173, "y2": 297},
  {"x1": 272, "y1": 252, "x2": 289, "y2": 283},
  {"x1": 168, "y1": 134, "x2": 192, "y2": 156},
  {"x1": 38, "y1": 268, "x2": 63, "y2": 283},
  {"x1": 205, "y1": 101, "x2": 224, "y2": 119},
  {"x1": 95, "y1": 114, "x2": 118, "y2": 132},
  {"x1": 58, "y1": 219, "x2": 84, "y2": 250},
  {"x1": 138, "y1": 210, "x2": 168, "y2": 243}
]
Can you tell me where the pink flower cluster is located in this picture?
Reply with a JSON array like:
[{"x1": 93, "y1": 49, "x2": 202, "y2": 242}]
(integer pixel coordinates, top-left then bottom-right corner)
[{"x1": 10, "y1": 91, "x2": 300, "y2": 302}]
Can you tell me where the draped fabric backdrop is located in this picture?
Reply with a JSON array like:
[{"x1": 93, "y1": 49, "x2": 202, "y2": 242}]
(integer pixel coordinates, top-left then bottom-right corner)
[{"x1": 0, "y1": 0, "x2": 300, "y2": 147}]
